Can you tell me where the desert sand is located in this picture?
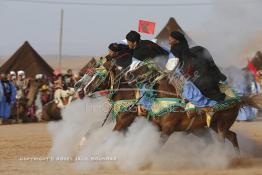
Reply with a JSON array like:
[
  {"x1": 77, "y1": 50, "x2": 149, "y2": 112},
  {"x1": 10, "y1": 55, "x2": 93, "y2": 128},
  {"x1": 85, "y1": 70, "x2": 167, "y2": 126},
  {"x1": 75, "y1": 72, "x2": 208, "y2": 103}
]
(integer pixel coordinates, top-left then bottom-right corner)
[{"x1": 1, "y1": 118, "x2": 262, "y2": 175}]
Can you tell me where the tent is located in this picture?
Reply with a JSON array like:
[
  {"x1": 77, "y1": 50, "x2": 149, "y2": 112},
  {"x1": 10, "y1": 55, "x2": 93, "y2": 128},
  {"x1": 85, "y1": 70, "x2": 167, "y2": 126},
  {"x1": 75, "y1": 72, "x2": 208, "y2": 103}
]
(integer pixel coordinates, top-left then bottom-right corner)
[
  {"x1": 155, "y1": 17, "x2": 194, "y2": 47},
  {"x1": 250, "y1": 51, "x2": 262, "y2": 70},
  {"x1": 79, "y1": 57, "x2": 97, "y2": 75},
  {"x1": 0, "y1": 41, "x2": 54, "y2": 77}
]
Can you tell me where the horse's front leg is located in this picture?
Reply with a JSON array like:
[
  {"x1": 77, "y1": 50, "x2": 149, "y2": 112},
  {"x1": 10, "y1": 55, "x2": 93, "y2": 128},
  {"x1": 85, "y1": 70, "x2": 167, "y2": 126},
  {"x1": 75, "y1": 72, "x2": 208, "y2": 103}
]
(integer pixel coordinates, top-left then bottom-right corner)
[
  {"x1": 113, "y1": 112, "x2": 136, "y2": 131},
  {"x1": 159, "y1": 112, "x2": 180, "y2": 143}
]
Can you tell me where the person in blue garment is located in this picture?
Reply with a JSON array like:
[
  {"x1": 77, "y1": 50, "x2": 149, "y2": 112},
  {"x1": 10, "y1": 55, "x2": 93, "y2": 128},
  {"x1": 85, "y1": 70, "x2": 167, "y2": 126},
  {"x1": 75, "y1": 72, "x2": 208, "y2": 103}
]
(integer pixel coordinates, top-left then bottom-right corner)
[
  {"x1": 0, "y1": 73, "x2": 17, "y2": 123},
  {"x1": 236, "y1": 71, "x2": 259, "y2": 121}
]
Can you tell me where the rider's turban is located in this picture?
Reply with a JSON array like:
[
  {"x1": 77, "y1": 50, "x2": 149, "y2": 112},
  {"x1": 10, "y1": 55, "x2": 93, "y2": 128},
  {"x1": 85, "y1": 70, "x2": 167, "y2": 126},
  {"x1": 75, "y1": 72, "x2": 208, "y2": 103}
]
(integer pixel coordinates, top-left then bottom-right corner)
[
  {"x1": 108, "y1": 43, "x2": 119, "y2": 52},
  {"x1": 126, "y1": 30, "x2": 141, "y2": 42}
]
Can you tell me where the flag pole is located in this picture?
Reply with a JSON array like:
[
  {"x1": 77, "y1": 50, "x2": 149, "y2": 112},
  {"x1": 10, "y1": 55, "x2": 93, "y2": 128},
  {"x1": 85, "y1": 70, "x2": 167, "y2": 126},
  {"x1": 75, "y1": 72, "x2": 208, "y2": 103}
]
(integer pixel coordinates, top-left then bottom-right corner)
[{"x1": 59, "y1": 9, "x2": 64, "y2": 71}]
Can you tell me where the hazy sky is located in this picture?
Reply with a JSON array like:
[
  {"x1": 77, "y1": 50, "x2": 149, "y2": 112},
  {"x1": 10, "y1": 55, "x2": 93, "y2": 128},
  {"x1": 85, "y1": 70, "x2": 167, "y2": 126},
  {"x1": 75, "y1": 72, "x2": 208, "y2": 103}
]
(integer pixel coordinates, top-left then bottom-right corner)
[
  {"x1": 0, "y1": 0, "x2": 261, "y2": 67},
  {"x1": 0, "y1": 0, "x2": 213, "y2": 55}
]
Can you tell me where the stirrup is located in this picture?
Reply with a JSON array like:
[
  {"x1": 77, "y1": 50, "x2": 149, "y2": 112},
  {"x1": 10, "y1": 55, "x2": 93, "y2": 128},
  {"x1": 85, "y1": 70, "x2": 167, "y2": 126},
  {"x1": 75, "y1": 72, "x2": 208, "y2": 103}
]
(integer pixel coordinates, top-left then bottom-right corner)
[{"x1": 201, "y1": 107, "x2": 213, "y2": 113}]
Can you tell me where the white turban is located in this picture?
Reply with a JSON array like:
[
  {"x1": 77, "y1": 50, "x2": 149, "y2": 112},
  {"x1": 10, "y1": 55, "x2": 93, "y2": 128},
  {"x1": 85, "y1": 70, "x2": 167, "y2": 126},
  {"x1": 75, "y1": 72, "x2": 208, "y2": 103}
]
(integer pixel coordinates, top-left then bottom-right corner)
[{"x1": 35, "y1": 74, "x2": 43, "y2": 79}]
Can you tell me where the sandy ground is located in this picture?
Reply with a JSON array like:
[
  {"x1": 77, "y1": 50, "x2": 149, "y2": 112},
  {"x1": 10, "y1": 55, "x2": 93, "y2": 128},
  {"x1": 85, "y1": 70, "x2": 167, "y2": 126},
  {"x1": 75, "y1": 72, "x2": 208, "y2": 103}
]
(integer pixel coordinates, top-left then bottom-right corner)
[{"x1": 1, "y1": 119, "x2": 262, "y2": 175}]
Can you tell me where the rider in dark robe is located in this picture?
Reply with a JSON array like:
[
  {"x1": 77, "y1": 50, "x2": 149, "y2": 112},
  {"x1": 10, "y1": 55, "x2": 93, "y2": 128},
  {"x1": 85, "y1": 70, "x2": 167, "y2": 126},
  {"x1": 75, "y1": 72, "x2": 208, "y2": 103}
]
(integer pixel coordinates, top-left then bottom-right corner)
[
  {"x1": 125, "y1": 30, "x2": 168, "y2": 61},
  {"x1": 169, "y1": 31, "x2": 226, "y2": 102},
  {"x1": 105, "y1": 43, "x2": 133, "y2": 69},
  {"x1": 190, "y1": 46, "x2": 227, "y2": 84}
]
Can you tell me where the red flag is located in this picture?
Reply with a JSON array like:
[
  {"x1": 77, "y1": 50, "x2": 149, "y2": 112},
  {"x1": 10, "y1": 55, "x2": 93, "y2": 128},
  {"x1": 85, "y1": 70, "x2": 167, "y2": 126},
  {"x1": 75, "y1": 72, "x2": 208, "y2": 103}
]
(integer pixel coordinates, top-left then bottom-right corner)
[
  {"x1": 138, "y1": 20, "x2": 156, "y2": 34},
  {"x1": 247, "y1": 59, "x2": 257, "y2": 75}
]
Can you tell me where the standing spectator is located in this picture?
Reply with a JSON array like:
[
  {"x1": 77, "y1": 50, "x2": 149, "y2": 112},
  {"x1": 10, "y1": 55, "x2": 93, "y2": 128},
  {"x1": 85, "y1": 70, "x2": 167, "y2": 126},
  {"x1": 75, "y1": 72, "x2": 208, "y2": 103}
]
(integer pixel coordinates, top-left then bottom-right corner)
[
  {"x1": 0, "y1": 74, "x2": 17, "y2": 124},
  {"x1": 9, "y1": 71, "x2": 17, "y2": 82},
  {"x1": 53, "y1": 74, "x2": 75, "y2": 109},
  {"x1": 36, "y1": 74, "x2": 51, "y2": 106},
  {"x1": 16, "y1": 70, "x2": 29, "y2": 99},
  {"x1": 64, "y1": 69, "x2": 76, "y2": 88}
]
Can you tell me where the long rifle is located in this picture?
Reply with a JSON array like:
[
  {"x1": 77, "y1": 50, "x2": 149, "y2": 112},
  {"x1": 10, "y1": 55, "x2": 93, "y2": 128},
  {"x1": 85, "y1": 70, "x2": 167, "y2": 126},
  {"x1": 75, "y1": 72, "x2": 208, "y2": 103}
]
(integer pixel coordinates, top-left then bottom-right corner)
[{"x1": 101, "y1": 106, "x2": 113, "y2": 127}]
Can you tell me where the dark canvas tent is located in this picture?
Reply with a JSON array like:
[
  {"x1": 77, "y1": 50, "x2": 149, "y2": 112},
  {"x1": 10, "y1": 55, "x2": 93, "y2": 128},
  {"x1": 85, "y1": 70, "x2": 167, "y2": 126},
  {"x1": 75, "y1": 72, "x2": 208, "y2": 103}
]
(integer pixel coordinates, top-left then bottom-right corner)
[
  {"x1": 155, "y1": 17, "x2": 194, "y2": 47},
  {"x1": 0, "y1": 41, "x2": 54, "y2": 77},
  {"x1": 79, "y1": 57, "x2": 97, "y2": 75},
  {"x1": 250, "y1": 51, "x2": 262, "y2": 70}
]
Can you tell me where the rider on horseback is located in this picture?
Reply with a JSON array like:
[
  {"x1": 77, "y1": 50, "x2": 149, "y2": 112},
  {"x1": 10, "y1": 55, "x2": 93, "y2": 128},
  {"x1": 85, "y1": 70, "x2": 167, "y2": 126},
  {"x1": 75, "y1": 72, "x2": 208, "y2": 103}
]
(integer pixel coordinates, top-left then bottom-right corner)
[
  {"x1": 125, "y1": 30, "x2": 171, "y2": 114},
  {"x1": 125, "y1": 30, "x2": 169, "y2": 61},
  {"x1": 167, "y1": 31, "x2": 235, "y2": 122},
  {"x1": 106, "y1": 43, "x2": 133, "y2": 70},
  {"x1": 168, "y1": 31, "x2": 227, "y2": 102}
]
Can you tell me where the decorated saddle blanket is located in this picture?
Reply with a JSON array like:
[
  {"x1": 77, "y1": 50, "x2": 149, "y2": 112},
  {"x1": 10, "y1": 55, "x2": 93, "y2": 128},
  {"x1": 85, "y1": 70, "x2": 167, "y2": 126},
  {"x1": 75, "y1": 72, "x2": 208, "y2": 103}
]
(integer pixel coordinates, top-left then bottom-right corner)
[{"x1": 111, "y1": 85, "x2": 241, "y2": 119}]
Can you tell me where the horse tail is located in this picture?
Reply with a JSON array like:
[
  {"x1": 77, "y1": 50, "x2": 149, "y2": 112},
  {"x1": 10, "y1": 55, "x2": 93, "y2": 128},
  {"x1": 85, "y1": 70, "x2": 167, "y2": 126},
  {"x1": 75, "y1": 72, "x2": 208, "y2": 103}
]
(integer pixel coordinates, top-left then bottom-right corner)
[{"x1": 241, "y1": 94, "x2": 262, "y2": 110}]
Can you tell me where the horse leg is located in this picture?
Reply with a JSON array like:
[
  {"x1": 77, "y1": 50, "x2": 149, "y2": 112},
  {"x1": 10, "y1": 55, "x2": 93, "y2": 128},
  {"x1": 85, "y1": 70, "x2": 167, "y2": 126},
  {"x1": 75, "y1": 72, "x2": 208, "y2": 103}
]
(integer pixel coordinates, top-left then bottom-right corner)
[
  {"x1": 191, "y1": 128, "x2": 214, "y2": 144},
  {"x1": 208, "y1": 105, "x2": 241, "y2": 156},
  {"x1": 210, "y1": 120, "x2": 226, "y2": 144},
  {"x1": 159, "y1": 113, "x2": 178, "y2": 144},
  {"x1": 113, "y1": 112, "x2": 136, "y2": 132},
  {"x1": 210, "y1": 115, "x2": 225, "y2": 143},
  {"x1": 216, "y1": 107, "x2": 240, "y2": 153},
  {"x1": 218, "y1": 123, "x2": 226, "y2": 144},
  {"x1": 113, "y1": 123, "x2": 124, "y2": 131},
  {"x1": 159, "y1": 133, "x2": 169, "y2": 144},
  {"x1": 225, "y1": 130, "x2": 240, "y2": 155}
]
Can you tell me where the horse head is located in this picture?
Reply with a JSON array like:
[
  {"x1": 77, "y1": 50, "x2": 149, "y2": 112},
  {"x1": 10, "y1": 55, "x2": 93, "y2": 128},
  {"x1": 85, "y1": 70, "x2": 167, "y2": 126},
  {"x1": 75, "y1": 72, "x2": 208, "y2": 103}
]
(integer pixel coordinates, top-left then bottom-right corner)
[{"x1": 81, "y1": 60, "x2": 117, "y2": 97}]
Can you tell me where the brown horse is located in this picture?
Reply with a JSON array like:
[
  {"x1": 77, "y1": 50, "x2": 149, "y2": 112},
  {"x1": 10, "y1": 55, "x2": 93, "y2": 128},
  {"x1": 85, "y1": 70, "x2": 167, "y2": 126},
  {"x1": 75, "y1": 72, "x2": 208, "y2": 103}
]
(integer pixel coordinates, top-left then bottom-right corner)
[
  {"x1": 124, "y1": 61, "x2": 262, "y2": 153},
  {"x1": 81, "y1": 61, "x2": 142, "y2": 131},
  {"x1": 81, "y1": 61, "x2": 208, "y2": 134},
  {"x1": 41, "y1": 88, "x2": 76, "y2": 121},
  {"x1": 41, "y1": 100, "x2": 62, "y2": 121}
]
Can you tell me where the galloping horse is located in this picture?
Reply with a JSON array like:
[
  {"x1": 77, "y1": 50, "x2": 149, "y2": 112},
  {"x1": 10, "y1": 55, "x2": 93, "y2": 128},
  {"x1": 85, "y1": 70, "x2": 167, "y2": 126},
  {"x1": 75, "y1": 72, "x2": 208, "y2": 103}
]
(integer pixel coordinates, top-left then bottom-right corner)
[
  {"x1": 81, "y1": 60, "x2": 140, "y2": 131},
  {"x1": 125, "y1": 60, "x2": 262, "y2": 152}
]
